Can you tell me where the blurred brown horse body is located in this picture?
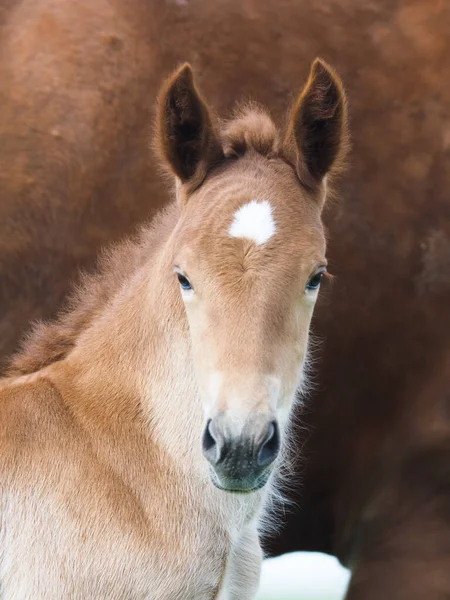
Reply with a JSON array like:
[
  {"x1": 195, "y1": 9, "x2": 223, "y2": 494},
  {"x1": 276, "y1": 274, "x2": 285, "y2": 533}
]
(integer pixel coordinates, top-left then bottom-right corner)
[{"x1": 1, "y1": 0, "x2": 450, "y2": 597}]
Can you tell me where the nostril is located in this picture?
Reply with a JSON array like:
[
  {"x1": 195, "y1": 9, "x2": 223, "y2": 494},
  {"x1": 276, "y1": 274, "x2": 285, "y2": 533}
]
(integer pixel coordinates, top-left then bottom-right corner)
[
  {"x1": 202, "y1": 419, "x2": 216, "y2": 454},
  {"x1": 202, "y1": 419, "x2": 226, "y2": 466},
  {"x1": 257, "y1": 421, "x2": 280, "y2": 467}
]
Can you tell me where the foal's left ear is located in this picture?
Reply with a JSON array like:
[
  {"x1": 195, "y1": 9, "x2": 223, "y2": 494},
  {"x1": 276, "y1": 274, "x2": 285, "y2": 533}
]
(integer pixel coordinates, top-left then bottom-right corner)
[
  {"x1": 284, "y1": 58, "x2": 348, "y2": 195},
  {"x1": 156, "y1": 64, "x2": 224, "y2": 187}
]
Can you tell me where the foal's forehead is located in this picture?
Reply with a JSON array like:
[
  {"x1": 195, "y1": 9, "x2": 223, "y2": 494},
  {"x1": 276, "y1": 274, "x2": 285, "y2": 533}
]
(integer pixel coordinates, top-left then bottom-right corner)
[
  {"x1": 176, "y1": 156, "x2": 326, "y2": 274},
  {"x1": 194, "y1": 157, "x2": 323, "y2": 242}
]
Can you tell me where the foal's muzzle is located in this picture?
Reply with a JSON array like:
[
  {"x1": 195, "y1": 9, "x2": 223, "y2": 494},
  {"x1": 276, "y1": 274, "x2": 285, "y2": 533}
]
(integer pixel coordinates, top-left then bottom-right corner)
[{"x1": 201, "y1": 416, "x2": 280, "y2": 492}]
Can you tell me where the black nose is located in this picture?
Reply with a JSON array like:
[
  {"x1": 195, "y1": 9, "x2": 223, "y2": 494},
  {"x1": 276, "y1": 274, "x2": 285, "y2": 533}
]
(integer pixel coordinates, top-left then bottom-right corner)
[{"x1": 201, "y1": 417, "x2": 280, "y2": 491}]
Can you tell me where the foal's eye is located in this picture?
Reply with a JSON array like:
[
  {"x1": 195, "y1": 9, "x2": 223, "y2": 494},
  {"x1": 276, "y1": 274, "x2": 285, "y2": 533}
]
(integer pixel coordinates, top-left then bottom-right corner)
[
  {"x1": 306, "y1": 268, "x2": 326, "y2": 292},
  {"x1": 176, "y1": 273, "x2": 193, "y2": 291}
]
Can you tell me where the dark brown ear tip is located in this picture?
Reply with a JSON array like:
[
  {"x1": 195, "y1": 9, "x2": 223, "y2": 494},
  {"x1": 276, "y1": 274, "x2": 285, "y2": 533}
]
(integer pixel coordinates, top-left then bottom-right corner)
[
  {"x1": 173, "y1": 63, "x2": 194, "y2": 86},
  {"x1": 310, "y1": 58, "x2": 343, "y2": 90},
  {"x1": 158, "y1": 64, "x2": 191, "y2": 105},
  {"x1": 312, "y1": 57, "x2": 333, "y2": 74}
]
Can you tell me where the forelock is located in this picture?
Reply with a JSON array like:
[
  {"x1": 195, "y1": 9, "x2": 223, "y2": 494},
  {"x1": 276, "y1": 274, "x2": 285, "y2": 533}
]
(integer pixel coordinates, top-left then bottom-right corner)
[{"x1": 220, "y1": 103, "x2": 280, "y2": 159}]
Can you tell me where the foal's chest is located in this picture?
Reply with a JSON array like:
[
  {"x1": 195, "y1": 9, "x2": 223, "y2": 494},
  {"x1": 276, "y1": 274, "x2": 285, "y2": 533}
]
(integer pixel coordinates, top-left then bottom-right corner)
[
  {"x1": 0, "y1": 381, "x2": 261, "y2": 599},
  {"x1": 1, "y1": 490, "x2": 231, "y2": 599},
  {"x1": 1, "y1": 451, "x2": 234, "y2": 599}
]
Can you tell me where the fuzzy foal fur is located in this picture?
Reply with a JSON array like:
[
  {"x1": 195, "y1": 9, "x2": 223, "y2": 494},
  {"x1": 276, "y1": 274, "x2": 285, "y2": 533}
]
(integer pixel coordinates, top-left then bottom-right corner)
[{"x1": 0, "y1": 63, "x2": 346, "y2": 598}]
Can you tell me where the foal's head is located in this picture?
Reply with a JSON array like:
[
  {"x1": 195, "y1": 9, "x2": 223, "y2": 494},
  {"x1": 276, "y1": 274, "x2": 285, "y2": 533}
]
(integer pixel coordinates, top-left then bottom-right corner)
[{"x1": 156, "y1": 60, "x2": 347, "y2": 492}]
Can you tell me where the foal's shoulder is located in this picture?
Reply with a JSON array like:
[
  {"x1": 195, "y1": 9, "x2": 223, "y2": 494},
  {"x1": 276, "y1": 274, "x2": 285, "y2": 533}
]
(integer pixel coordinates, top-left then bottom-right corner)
[{"x1": 0, "y1": 374, "x2": 70, "y2": 465}]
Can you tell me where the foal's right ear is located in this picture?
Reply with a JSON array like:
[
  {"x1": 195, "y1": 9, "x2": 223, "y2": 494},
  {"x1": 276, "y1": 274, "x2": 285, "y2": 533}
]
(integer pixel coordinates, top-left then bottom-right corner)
[{"x1": 156, "y1": 64, "x2": 224, "y2": 187}]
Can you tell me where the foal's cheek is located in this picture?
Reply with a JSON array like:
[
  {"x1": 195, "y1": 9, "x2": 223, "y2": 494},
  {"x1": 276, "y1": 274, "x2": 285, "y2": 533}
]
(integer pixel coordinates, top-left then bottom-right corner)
[
  {"x1": 183, "y1": 301, "x2": 207, "y2": 357},
  {"x1": 287, "y1": 302, "x2": 312, "y2": 352},
  {"x1": 276, "y1": 305, "x2": 313, "y2": 403},
  {"x1": 183, "y1": 303, "x2": 219, "y2": 404}
]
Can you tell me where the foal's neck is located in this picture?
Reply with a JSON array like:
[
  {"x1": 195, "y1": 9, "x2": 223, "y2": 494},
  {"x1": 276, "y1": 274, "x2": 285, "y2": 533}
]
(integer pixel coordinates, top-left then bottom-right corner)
[{"x1": 58, "y1": 203, "x2": 205, "y2": 467}]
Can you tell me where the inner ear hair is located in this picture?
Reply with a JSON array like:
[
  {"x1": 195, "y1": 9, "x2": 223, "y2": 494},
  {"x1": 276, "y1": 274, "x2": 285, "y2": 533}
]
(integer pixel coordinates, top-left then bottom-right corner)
[
  {"x1": 156, "y1": 64, "x2": 224, "y2": 190},
  {"x1": 284, "y1": 58, "x2": 349, "y2": 193}
]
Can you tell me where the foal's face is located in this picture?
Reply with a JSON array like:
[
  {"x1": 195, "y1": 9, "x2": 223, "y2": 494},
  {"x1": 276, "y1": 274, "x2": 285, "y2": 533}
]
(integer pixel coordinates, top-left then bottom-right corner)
[
  {"x1": 157, "y1": 60, "x2": 347, "y2": 492},
  {"x1": 172, "y1": 158, "x2": 326, "y2": 491}
]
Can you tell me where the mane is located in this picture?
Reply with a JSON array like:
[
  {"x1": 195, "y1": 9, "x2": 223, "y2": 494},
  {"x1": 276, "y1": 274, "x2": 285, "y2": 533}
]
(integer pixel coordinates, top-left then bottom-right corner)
[
  {"x1": 220, "y1": 103, "x2": 280, "y2": 159},
  {"x1": 7, "y1": 205, "x2": 178, "y2": 377}
]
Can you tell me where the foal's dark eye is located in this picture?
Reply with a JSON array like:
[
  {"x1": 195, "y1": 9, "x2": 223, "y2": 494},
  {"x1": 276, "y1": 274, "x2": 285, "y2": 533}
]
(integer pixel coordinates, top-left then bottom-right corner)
[
  {"x1": 177, "y1": 273, "x2": 193, "y2": 291},
  {"x1": 306, "y1": 269, "x2": 325, "y2": 291}
]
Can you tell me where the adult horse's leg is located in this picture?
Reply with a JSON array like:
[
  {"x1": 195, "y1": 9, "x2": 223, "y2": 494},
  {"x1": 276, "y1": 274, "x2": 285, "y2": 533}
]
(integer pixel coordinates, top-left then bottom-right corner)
[
  {"x1": 345, "y1": 412, "x2": 450, "y2": 599},
  {"x1": 347, "y1": 550, "x2": 450, "y2": 599},
  {"x1": 346, "y1": 499, "x2": 450, "y2": 599}
]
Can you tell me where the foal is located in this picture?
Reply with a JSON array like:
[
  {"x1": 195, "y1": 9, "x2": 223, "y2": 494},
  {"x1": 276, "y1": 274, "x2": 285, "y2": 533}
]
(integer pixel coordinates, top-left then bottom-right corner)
[{"x1": 0, "y1": 60, "x2": 347, "y2": 599}]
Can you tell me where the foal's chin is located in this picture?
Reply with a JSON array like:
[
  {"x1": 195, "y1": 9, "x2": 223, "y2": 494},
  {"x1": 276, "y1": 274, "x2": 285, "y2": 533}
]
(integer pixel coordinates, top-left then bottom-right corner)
[{"x1": 209, "y1": 467, "x2": 272, "y2": 494}]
